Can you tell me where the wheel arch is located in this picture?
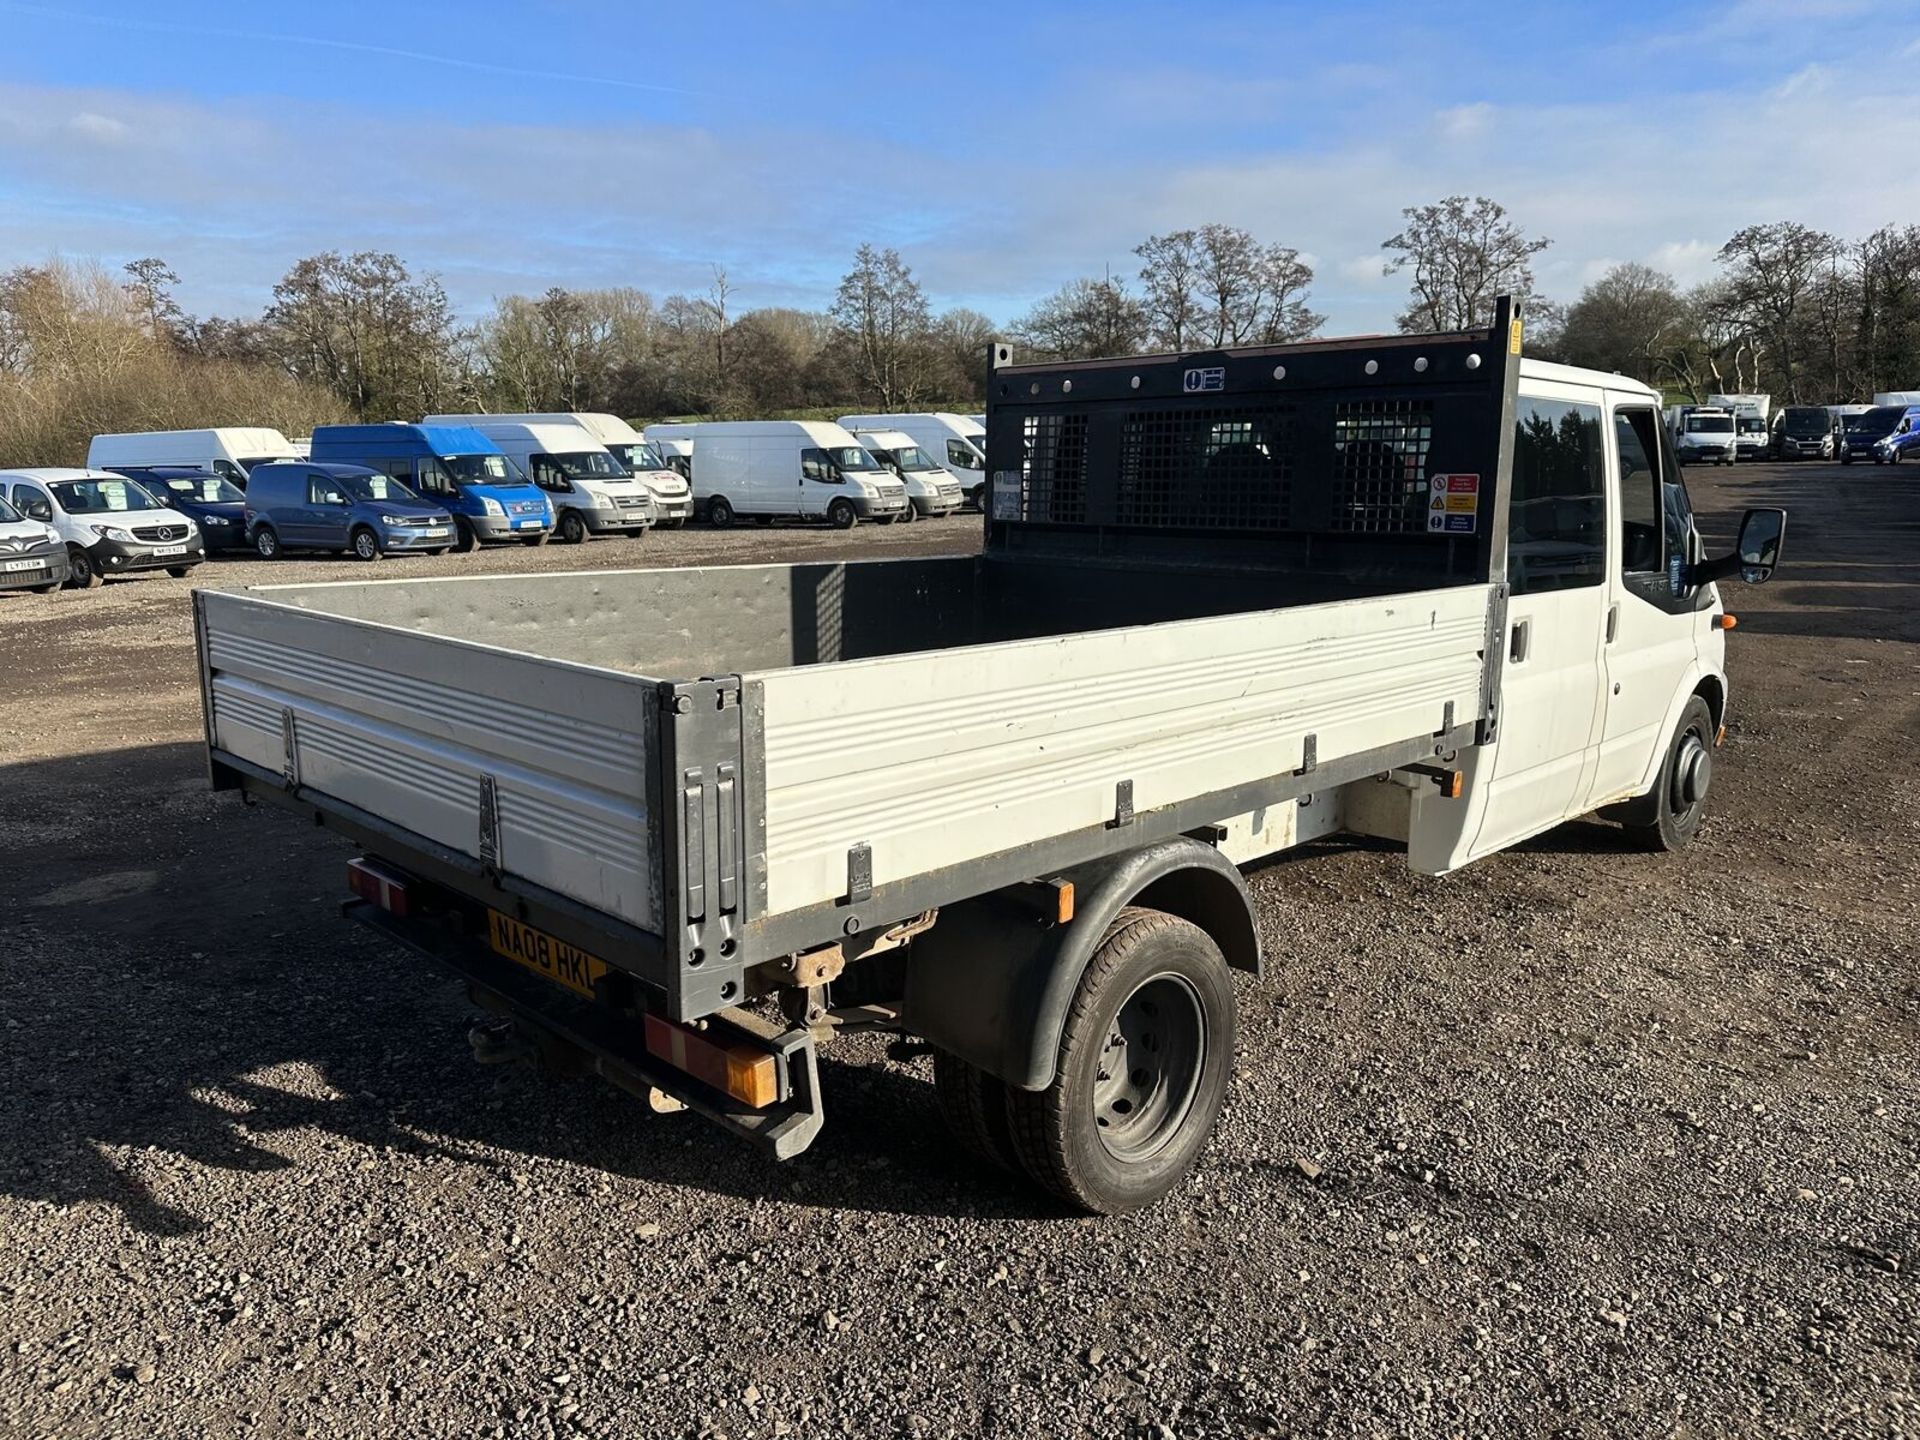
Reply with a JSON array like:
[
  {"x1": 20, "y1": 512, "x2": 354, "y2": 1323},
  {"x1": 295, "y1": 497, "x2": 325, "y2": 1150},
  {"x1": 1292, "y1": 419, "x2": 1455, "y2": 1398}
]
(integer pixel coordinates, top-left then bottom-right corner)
[{"x1": 901, "y1": 837, "x2": 1258, "y2": 1092}]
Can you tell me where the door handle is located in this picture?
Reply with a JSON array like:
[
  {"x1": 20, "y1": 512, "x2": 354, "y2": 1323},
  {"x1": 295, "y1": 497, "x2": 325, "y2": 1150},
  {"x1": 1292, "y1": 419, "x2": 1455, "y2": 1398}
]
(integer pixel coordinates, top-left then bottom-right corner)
[
  {"x1": 1509, "y1": 619, "x2": 1530, "y2": 664},
  {"x1": 1605, "y1": 603, "x2": 1619, "y2": 644}
]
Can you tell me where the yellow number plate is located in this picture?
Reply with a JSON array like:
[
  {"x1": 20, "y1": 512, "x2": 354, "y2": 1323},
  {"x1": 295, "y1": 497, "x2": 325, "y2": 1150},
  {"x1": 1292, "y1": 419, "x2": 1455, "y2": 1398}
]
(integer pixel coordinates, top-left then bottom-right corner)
[{"x1": 487, "y1": 910, "x2": 609, "y2": 1000}]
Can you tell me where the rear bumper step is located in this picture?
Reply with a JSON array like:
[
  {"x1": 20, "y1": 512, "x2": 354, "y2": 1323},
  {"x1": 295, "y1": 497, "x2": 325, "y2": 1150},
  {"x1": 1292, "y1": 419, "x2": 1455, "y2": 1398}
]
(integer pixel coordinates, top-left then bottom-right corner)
[{"x1": 345, "y1": 899, "x2": 825, "y2": 1159}]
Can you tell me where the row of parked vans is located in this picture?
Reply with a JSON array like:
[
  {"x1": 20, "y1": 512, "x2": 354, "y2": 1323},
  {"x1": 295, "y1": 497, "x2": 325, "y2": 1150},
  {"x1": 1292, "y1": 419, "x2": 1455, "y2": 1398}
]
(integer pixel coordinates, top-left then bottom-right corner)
[{"x1": 0, "y1": 411, "x2": 991, "y2": 594}]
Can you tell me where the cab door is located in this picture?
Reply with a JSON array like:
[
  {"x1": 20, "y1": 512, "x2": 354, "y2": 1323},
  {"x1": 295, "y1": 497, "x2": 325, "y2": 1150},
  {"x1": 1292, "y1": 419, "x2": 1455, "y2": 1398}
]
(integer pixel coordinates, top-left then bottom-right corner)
[
  {"x1": 1466, "y1": 390, "x2": 1611, "y2": 858},
  {"x1": 1590, "y1": 402, "x2": 1705, "y2": 807}
]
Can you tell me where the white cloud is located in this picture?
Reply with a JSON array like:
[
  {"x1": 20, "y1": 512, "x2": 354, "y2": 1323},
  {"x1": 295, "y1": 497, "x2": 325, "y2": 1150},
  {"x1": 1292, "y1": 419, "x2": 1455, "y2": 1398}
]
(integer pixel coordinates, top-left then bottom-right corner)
[
  {"x1": 1436, "y1": 102, "x2": 1494, "y2": 142},
  {"x1": 64, "y1": 112, "x2": 128, "y2": 144}
]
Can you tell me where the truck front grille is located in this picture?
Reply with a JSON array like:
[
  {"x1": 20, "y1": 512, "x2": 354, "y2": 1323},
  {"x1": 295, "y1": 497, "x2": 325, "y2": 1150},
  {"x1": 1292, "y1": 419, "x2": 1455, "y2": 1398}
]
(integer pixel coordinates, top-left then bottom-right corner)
[{"x1": 132, "y1": 524, "x2": 187, "y2": 542}]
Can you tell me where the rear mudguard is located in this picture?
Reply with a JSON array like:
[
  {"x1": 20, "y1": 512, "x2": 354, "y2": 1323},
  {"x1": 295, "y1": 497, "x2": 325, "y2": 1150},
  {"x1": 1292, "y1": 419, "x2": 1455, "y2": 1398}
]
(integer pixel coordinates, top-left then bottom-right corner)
[{"x1": 901, "y1": 838, "x2": 1259, "y2": 1091}]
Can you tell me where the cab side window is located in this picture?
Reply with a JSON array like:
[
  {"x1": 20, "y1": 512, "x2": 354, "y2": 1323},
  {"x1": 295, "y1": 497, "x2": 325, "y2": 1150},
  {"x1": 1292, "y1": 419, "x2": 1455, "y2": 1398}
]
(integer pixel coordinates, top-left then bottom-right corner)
[
  {"x1": 800, "y1": 448, "x2": 831, "y2": 481},
  {"x1": 946, "y1": 438, "x2": 982, "y2": 471},
  {"x1": 1507, "y1": 397, "x2": 1604, "y2": 595},
  {"x1": 529, "y1": 456, "x2": 570, "y2": 492},
  {"x1": 1616, "y1": 407, "x2": 1695, "y2": 607},
  {"x1": 411, "y1": 459, "x2": 456, "y2": 497},
  {"x1": 307, "y1": 474, "x2": 348, "y2": 506}
]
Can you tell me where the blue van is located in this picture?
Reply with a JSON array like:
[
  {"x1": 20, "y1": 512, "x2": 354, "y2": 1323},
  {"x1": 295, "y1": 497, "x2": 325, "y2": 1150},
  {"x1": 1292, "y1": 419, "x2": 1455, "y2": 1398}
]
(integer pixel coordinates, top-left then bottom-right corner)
[
  {"x1": 244, "y1": 462, "x2": 455, "y2": 561},
  {"x1": 308, "y1": 423, "x2": 552, "y2": 550}
]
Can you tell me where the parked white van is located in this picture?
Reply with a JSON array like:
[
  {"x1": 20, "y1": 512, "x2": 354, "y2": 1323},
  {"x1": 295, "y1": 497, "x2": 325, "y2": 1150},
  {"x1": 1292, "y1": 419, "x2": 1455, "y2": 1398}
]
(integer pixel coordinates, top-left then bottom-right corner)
[
  {"x1": 447, "y1": 421, "x2": 655, "y2": 543},
  {"x1": 86, "y1": 428, "x2": 301, "y2": 488},
  {"x1": 838, "y1": 413, "x2": 987, "y2": 507},
  {"x1": 847, "y1": 429, "x2": 964, "y2": 519},
  {"x1": 0, "y1": 468, "x2": 205, "y2": 588},
  {"x1": 425, "y1": 412, "x2": 694, "y2": 527},
  {"x1": 651, "y1": 436, "x2": 693, "y2": 480},
  {"x1": 644, "y1": 421, "x2": 909, "y2": 528}
]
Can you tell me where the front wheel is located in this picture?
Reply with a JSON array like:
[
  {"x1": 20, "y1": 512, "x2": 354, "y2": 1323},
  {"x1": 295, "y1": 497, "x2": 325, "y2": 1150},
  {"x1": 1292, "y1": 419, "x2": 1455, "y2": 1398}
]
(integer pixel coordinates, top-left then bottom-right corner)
[
  {"x1": 557, "y1": 510, "x2": 589, "y2": 544},
  {"x1": 166, "y1": 566, "x2": 193, "y2": 578},
  {"x1": 896, "y1": 504, "x2": 916, "y2": 524},
  {"x1": 827, "y1": 499, "x2": 857, "y2": 530},
  {"x1": 521, "y1": 532, "x2": 548, "y2": 547},
  {"x1": 1004, "y1": 907, "x2": 1236, "y2": 1214},
  {"x1": 452, "y1": 518, "x2": 477, "y2": 554},
  {"x1": 253, "y1": 527, "x2": 281, "y2": 560},
  {"x1": 350, "y1": 527, "x2": 382, "y2": 561},
  {"x1": 65, "y1": 547, "x2": 102, "y2": 589},
  {"x1": 1610, "y1": 696, "x2": 1715, "y2": 853}
]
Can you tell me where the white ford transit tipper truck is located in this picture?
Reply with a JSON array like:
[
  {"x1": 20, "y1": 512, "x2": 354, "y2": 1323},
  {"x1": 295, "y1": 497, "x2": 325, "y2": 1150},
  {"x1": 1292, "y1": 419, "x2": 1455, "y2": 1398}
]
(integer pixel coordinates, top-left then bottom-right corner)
[{"x1": 195, "y1": 301, "x2": 1785, "y2": 1214}]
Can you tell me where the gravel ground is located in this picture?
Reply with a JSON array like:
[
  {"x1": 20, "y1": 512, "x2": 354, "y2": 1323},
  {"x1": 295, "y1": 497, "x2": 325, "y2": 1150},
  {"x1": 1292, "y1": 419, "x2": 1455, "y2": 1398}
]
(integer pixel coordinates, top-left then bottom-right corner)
[{"x1": 1, "y1": 468, "x2": 1916, "y2": 1439}]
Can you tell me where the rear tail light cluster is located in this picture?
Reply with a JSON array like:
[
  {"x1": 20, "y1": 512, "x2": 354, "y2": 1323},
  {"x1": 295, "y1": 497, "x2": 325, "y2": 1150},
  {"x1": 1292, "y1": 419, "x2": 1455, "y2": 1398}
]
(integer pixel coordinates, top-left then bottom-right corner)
[{"x1": 347, "y1": 857, "x2": 413, "y2": 918}]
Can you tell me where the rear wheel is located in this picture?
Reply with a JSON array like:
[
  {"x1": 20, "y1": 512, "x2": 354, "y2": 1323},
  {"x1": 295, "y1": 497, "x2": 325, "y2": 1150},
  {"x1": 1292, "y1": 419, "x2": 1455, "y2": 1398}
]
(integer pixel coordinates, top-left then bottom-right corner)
[
  {"x1": 1003, "y1": 907, "x2": 1235, "y2": 1214},
  {"x1": 828, "y1": 498, "x2": 857, "y2": 530},
  {"x1": 351, "y1": 526, "x2": 381, "y2": 561},
  {"x1": 1611, "y1": 696, "x2": 1715, "y2": 853},
  {"x1": 706, "y1": 496, "x2": 736, "y2": 529},
  {"x1": 557, "y1": 510, "x2": 588, "y2": 544},
  {"x1": 66, "y1": 547, "x2": 102, "y2": 589},
  {"x1": 932, "y1": 1051, "x2": 1020, "y2": 1173}
]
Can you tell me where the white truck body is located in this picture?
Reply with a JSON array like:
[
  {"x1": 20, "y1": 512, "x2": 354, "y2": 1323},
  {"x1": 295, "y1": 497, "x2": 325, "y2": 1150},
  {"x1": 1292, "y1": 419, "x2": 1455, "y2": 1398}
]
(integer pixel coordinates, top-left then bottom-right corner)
[
  {"x1": 87, "y1": 427, "x2": 299, "y2": 487},
  {"x1": 196, "y1": 307, "x2": 1784, "y2": 1193},
  {"x1": 428, "y1": 413, "x2": 694, "y2": 525},
  {"x1": 1871, "y1": 391, "x2": 1920, "y2": 407},
  {"x1": 1708, "y1": 394, "x2": 1771, "y2": 461},
  {"x1": 837, "y1": 413, "x2": 987, "y2": 506},
  {"x1": 643, "y1": 421, "x2": 908, "y2": 525}
]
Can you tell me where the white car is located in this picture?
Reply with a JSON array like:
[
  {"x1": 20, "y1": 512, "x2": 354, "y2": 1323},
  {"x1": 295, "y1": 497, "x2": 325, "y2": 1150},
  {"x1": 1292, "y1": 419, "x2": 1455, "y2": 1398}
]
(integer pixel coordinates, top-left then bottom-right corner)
[
  {"x1": 1, "y1": 468, "x2": 205, "y2": 588},
  {"x1": 0, "y1": 489, "x2": 69, "y2": 593}
]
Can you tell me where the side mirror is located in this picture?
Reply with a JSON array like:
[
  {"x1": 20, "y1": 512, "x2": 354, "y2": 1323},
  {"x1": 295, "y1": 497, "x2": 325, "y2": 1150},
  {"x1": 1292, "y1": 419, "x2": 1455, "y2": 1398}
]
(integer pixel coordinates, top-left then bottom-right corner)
[
  {"x1": 1736, "y1": 507, "x2": 1786, "y2": 583},
  {"x1": 24, "y1": 500, "x2": 52, "y2": 521}
]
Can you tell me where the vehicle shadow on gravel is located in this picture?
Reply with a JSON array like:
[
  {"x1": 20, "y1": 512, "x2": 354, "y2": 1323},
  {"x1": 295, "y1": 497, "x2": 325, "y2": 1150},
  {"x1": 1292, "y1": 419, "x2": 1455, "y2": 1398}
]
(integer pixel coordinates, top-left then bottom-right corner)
[{"x1": 0, "y1": 744, "x2": 1053, "y2": 1237}]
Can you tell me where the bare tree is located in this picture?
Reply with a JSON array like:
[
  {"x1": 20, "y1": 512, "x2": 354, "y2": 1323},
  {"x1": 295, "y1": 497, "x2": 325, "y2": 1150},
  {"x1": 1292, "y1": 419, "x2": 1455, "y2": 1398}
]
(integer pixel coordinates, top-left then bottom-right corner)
[
  {"x1": 1135, "y1": 225, "x2": 1322, "y2": 349},
  {"x1": 830, "y1": 244, "x2": 932, "y2": 408},
  {"x1": 1135, "y1": 230, "x2": 1202, "y2": 349},
  {"x1": 122, "y1": 258, "x2": 184, "y2": 346},
  {"x1": 1014, "y1": 272, "x2": 1147, "y2": 360},
  {"x1": 1382, "y1": 195, "x2": 1550, "y2": 332},
  {"x1": 265, "y1": 251, "x2": 458, "y2": 417},
  {"x1": 1558, "y1": 262, "x2": 1687, "y2": 383},
  {"x1": 1716, "y1": 222, "x2": 1841, "y2": 399}
]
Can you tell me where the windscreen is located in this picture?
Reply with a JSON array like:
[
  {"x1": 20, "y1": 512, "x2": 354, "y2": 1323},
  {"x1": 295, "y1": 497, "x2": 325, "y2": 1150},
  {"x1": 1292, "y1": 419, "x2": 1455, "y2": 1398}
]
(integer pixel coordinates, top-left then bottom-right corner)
[
  {"x1": 1685, "y1": 414, "x2": 1734, "y2": 434},
  {"x1": 1782, "y1": 408, "x2": 1828, "y2": 436},
  {"x1": 150, "y1": 474, "x2": 246, "y2": 504},
  {"x1": 827, "y1": 446, "x2": 883, "y2": 472},
  {"x1": 551, "y1": 450, "x2": 630, "y2": 479},
  {"x1": 340, "y1": 473, "x2": 419, "y2": 502},
  {"x1": 1737, "y1": 416, "x2": 1766, "y2": 435},
  {"x1": 1858, "y1": 406, "x2": 1904, "y2": 435},
  {"x1": 892, "y1": 445, "x2": 942, "y2": 472},
  {"x1": 50, "y1": 478, "x2": 162, "y2": 513},
  {"x1": 608, "y1": 441, "x2": 673, "y2": 474},
  {"x1": 443, "y1": 453, "x2": 522, "y2": 484}
]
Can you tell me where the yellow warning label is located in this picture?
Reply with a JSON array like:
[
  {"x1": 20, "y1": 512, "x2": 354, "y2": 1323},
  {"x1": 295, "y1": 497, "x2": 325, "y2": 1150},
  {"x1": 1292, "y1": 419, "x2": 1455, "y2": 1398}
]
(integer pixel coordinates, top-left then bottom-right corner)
[
  {"x1": 1443, "y1": 494, "x2": 1478, "y2": 513},
  {"x1": 1509, "y1": 318, "x2": 1524, "y2": 355}
]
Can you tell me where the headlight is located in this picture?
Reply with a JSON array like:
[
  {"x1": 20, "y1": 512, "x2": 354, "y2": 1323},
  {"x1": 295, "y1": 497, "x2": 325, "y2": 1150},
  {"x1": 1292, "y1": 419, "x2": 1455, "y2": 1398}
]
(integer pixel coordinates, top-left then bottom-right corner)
[
  {"x1": 380, "y1": 514, "x2": 411, "y2": 525},
  {"x1": 183, "y1": 518, "x2": 199, "y2": 534},
  {"x1": 89, "y1": 524, "x2": 133, "y2": 542},
  {"x1": 481, "y1": 497, "x2": 505, "y2": 517},
  {"x1": 595, "y1": 494, "x2": 618, "y2": 509}
]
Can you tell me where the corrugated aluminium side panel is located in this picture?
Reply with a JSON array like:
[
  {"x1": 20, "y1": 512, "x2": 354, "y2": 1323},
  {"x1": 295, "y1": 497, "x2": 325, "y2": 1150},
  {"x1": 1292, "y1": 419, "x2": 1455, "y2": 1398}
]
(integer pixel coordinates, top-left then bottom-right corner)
[
  {"x1": 199, "y1": 591, "x2": 657, "y2": 930},
  {"x1": 753, "y1": 583, "x2": 1495, "y2": 915}
]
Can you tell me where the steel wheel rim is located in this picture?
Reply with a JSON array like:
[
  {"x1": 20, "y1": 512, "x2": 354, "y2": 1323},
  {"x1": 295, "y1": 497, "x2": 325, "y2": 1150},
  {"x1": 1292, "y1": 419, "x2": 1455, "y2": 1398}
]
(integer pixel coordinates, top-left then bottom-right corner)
[
  {"x1": 1671, "y1": 724, "x2": 1711, "y2": 817},
  {"x1": 1092, "y1": 972, "x2": 1207, "y2": 1163}
]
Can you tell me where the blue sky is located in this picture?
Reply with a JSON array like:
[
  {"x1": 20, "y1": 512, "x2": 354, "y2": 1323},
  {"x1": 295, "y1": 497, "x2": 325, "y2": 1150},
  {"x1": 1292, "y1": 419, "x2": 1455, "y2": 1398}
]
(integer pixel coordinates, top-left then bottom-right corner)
[{"x1": 2, "y1": 0, "x2": 1917, "y2": 332}]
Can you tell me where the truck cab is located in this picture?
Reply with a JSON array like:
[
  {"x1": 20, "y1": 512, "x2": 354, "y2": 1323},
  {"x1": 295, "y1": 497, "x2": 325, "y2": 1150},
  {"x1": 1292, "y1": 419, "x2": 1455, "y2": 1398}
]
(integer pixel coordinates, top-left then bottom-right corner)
[
  {"x1": 1771, "y1": 406, "x2": 1831, "y2": 459},
  {"x1": 845, "y1": 428, "x2": 966, "y2": 519},
  {"x1": 1673, "y1": 407, "x2": 1737, "y2": 465}
]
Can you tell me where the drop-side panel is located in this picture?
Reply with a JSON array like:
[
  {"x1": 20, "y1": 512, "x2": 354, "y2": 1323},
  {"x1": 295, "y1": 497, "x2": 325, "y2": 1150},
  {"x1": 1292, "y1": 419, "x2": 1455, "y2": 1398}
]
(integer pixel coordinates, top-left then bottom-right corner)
[
  {"x1": 200, "y1": 591, "x2": 658, "y2": 930},
  {"x1": 754, "y1": 583, "x2": 1495, "y2": 915}
]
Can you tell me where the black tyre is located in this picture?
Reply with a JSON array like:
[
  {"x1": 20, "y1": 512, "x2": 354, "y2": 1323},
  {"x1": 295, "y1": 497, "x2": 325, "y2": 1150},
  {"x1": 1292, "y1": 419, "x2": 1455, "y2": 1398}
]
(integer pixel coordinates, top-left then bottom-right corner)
[
  {"x1": 350, "y1": 527, "x2": 381, "y2": 561},
  {"x1": 521, "y1": 532, "x2": 547, "y2": 547},
  {"x1": 969, "y1": 483, "x2": 986, "y2": 509},
  {"x1": 452, "y1": 518, "x2": 477, "y2": 553},
  {"x1": 828, "y1": 498, "x2": 857, "y2": 530},
  {"x1": 558, "y1": 509, "x2": 589, "y2": 544},
  {"x1": 1612, "y1": 696, "x2": 1715, "y2": 853},
  {"x1": 932, "y1": 1050, "x2": 1020, "y2": 1173},
  {"x1": 1841, "y1": 449, "x2": 1854, "y2": 465},
  {"x1": 707, "y1": 496, "x2": 736, "y2": 529},
  {"x1": 895, "y1": 504, "x2": 916, "y2": 524},
  {"x1": 1004, "y1": 907, "x2": 1235, "y2": 1214},
  {"x1": 29, "y1": 581, "x2": 58, "y2": 595},
  {"x1": 166, "y1": 565, "x2": 193, "y2": 578},
  {"x1": 426, "y1": 547, "x2": 450, "y2": 557},
  {"x1": 66, "y1": 547, "x2": 102, "y2": 589},
  {"x1": 253, "y1": 527, "x2": 281, "y2": 560}
]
